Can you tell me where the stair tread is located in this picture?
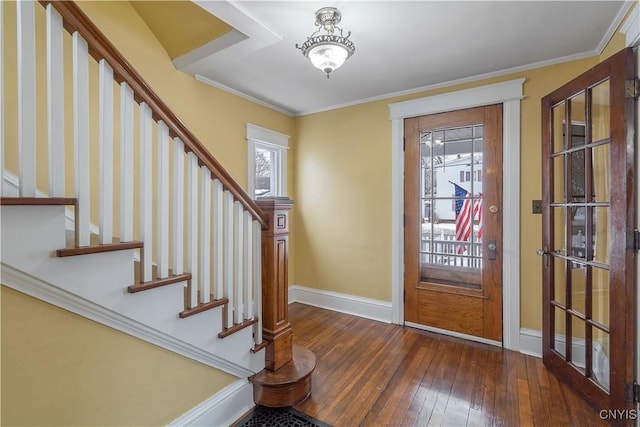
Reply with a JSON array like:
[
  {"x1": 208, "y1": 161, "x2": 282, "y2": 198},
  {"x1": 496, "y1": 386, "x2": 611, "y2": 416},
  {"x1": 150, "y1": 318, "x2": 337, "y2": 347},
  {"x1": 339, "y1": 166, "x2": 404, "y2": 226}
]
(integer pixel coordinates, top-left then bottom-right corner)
[
  {"x1": 58, "y1": 232, "x2": 143, "y2": 257},
  {"x1": 219, "y1": 317, "x2": 259, "y2": 338},
  {"x1": 179, "y1": 297, "x2": 228, "y2": 318},
  {"x1": 128, "y1": 272, "x2": 191, "y2": 293},
  {"x1": 1, "y1": 196, "x2": 77, "y2": 206}
]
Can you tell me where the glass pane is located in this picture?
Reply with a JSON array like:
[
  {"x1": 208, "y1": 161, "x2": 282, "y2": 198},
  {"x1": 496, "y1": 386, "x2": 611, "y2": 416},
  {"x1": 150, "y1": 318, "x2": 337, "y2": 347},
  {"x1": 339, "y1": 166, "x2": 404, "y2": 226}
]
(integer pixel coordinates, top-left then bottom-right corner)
[
  {"x1": 593, "y1": 207, "x2": 609, "y2": 264},
  {"x1": 569, "y1": 92, "x2": 586, "y2": 148},
  {"x1": 254, "y1": 147, "x2": 273, "y2": 197},
  {"x1": 552, "y1": 102, "x2": 566, "y2": 153},
  {"x1": 570, "y1": 150, "x2": 586, "y2": 202},
  {"x1": 553, "y1": 256, "x2": 567, "y2": 306},
  {"x1": 570, "y1": 265, "x2": 586, "y2": 315},
  {"x1": 419, "y1": 124, "x2": 483, "y2": 273},
  {"x1": 554, "y1": 306, "x2": 566, "y2": 357},
  {"x1": 591, "y1": 80, "x2": 610, "y2": 143},
  {"x1": 553, "y1": 155, "x2": 565, "y2": 203},
  {"x1": 553, "y1": 206, "x2": 567, "y2": 255},
  {"x1": 570, "y1": 316, "x2": 586, "y2": 373},
  {"x1": 592, "y1": 144, "x2": 610, "y2": 203},
  {"x1": 592, "y1": 267, "x2": 610, "y2": 328},
  {"x1": 592, "y1": 328, "x2": 610, "y2": 392}
]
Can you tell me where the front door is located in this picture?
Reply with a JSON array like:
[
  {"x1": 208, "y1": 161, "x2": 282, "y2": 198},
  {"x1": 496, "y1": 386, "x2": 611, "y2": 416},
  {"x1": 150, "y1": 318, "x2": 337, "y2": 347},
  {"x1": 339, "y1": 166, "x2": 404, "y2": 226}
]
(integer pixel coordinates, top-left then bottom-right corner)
[
  {"x1": 404, "y1": 104, "x2": 503, "y2": 343},
  {"x1": 541, "y1": 48, "x2": 636, "y2": 416}
]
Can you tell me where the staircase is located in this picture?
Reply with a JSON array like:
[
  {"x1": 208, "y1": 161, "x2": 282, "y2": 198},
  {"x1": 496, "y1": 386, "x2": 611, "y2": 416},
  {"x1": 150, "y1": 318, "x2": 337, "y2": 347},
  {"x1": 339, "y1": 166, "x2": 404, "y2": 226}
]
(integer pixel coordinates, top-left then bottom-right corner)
[{"x1": 1, "y1": 1, "x2": 275, "y2": 423}]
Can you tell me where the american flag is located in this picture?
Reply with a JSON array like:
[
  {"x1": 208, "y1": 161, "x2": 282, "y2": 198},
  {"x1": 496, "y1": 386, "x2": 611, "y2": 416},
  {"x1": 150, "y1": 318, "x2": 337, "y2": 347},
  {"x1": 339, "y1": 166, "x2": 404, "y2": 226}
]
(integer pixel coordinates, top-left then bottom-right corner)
[{"x1": 453, "y1": 183, "x2": 483, "y2": 254}]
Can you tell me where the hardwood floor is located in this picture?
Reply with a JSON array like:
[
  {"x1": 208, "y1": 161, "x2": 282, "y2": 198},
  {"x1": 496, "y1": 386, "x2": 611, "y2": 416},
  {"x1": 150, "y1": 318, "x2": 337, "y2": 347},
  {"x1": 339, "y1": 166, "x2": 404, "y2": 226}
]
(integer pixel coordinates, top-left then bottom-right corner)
[{"x1": 289, "y1": 303, "x2": 607, "y2": 427}]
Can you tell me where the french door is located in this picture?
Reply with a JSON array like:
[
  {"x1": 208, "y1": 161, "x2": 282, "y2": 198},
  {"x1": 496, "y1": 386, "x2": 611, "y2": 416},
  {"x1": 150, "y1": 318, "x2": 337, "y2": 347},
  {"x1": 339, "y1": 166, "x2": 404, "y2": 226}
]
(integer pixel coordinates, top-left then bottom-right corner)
[
  {"x1": 404, "y1": 105, "x2": 503, "y2": 343},
  {"x1": 541, "y1": 48, "x2": 636, "y2": 417}
]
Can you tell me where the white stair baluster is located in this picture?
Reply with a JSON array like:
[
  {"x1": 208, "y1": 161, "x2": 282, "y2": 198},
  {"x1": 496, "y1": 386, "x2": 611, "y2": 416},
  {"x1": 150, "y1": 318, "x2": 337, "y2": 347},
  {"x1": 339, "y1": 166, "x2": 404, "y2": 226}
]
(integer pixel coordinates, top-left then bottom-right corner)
[
  {"x1": 199, "y1": 167, "x2": 211, "y2": 304},
  {"x1": 172, "y1": 138, "x2": 185, "y2": 275},
  {"x1": 253, "y1": 220, "x2": 262, "y2": 344},
  {"x1": 223, "y1": 190, "x2": 234, "y2": 327},
  {"x1": 17, "y1": 0, "x2": 36, "y2": 197},
  {"x1": 212, "y1": 179, "x2": 223, "y2": 300},
  {"x1": 233, "y1": 201, "x2": 244, "y2": 324},
  {"x1": 157, "y1": 121, "x2": 169, "y2": 278},
  {"x1": 244, "y1": 210, "x2": 253, "y2": 320},
  {"x1": 119, "y1": 82, "x2": 134, "y2": 242},
  {"x1": 139, "y1": 102, "x2": 153, "y2": 281},
  {"x1": 187, "y1": 152, "x2": 199, "y2": 308},
  {"x1": 98, "y1": 60, "x2": 114, "y2": 244},
  {"x1": 72, "y1": 32, "x2": 90, "y2": 246},
  {"x1": 46, "y1": 4, "x2": 64, "y2": 197}
]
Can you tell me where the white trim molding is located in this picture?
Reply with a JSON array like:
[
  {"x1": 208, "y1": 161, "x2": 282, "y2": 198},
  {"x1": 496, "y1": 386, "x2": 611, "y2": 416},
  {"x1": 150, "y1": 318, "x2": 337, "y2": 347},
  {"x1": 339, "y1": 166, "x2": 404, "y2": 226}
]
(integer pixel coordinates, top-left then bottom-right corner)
[
  {"x1": 0, "y1": 263, "x2": 254, "y2": 379},
  {"x1": 289, "y1": 285, "x2": 393, "y2": 324},
  {"x1": 620, "y1": 2, "x2": 639, "y2": 48},
  {"x1": 388, "y1": 78, "x2": 524, "y2": 352},
  {"x1": 246, "y1": 123, "x2": 289, "y2": 199},
  {"x1": 168, "y1": 379, "x2": 254, "y2": 427}
]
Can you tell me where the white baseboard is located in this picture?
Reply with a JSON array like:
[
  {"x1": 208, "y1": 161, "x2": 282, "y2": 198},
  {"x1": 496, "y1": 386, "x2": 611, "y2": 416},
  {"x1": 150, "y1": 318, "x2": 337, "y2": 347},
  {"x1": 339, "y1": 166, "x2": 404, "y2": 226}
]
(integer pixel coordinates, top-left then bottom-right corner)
[
  {"x1": 519, "y1": 328, "x2": 543, "y2": 358},
  {"x1": 168, "y1": 379, "x2": 254, "y2": 427},
  {"x1": 289, "y1": 285, "x2": 392, "y2": 323}
]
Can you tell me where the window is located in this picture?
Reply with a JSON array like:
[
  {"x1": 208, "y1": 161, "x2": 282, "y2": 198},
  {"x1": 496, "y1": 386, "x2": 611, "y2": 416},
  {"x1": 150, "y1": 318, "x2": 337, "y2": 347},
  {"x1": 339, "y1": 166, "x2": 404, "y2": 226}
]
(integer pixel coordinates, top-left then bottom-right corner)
[{"x1": 247, "y1": 124, "x2": 289, "y2": 199}]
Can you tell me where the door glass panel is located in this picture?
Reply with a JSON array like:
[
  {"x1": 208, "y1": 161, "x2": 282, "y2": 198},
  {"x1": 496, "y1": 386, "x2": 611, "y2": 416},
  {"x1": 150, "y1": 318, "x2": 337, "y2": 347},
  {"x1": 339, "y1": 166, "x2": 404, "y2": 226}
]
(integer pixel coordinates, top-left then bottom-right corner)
[
  {"x1": 593, "y1": 207, "x2": 609, "y2": 264},
  {"x1": 552, "y1": 103, "x2": 566, "y2": 153},
  {"x1": 570, "y1": 150, "x2": 586, "y2": 203},
  {"x1": 570, "y1": 265, "x2": 586, "y2": 315},
  {"x1": 419, "y1": 124, "x2": 483, "y2": 280},
  {"x1": 592, "y1": 144, "x2": 610, "y2": 203},
  {"x1": 570, "y1": 316, "x2": 586, "y2": 373},
  {"x1": 553, "y1": 155, "x2": 565, "y2": 203},
  {"x1": 553, "y1": 257, "x2": 567, "y2": 306},
  {"x1": 553, "y1": 206, "x2": 567, "y2": 255},
  {"x1": 569, "y1": 92, "x2": 586, "y2": 148},
  {"x1": 554, "y1": 306, "x2": 566, "y2": 357},
  {"x1": 591, "y1": 80, "x2": 610, "y2": 143},
  {"x1": 592, "y1": 327, "x2": 610, "y2": 392},
  {"x1": 592, "y1": 267, "x2": 610, "y2": 328}
]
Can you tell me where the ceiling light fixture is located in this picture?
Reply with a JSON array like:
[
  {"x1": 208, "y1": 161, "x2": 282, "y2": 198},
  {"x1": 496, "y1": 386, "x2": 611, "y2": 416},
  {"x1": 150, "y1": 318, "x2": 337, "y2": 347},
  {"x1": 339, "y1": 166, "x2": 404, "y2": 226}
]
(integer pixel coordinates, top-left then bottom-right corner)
[{"x1": 296, "y1": 7, "x2": 355, "y2": 78}]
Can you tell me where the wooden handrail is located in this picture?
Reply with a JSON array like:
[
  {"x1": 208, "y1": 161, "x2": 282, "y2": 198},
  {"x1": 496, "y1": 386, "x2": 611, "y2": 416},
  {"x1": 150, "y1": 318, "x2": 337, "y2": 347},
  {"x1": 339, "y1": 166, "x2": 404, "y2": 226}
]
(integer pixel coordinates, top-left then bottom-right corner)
[{"x1": 38, "y1": 0, "x2": 266, "y2": 227}]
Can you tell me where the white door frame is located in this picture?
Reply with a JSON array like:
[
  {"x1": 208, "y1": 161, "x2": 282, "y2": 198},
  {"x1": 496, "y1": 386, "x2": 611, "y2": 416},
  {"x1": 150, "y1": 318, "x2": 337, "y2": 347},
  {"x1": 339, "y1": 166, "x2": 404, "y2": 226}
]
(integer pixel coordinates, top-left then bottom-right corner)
[{"x1": 389, "y1": 78, "x2": 525, "y2": 351}]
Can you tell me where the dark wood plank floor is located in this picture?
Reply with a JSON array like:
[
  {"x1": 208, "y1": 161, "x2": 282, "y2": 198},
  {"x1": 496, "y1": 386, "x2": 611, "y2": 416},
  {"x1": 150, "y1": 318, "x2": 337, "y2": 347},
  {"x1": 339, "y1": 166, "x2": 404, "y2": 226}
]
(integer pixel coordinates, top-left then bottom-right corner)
[{"x1": 289, "y1": 303, "x2": 607, "y2": 427}]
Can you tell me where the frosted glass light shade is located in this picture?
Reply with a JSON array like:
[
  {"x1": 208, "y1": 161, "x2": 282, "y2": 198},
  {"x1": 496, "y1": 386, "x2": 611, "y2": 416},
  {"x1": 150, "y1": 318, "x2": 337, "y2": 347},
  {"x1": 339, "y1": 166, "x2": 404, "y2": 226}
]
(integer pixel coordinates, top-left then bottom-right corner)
[{"x1": 308, "y1": 43, "x2": 349, "y2": 76}]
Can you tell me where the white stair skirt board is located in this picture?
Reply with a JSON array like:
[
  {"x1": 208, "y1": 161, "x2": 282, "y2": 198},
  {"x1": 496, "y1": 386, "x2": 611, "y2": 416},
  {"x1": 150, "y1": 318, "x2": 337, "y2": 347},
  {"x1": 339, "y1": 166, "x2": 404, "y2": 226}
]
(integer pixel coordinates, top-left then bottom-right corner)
[
  {"x1": 168, "y1": 379, "x2": 254, "y2": 427},
  {"x1": 289, "y1": 285, "x2": 393, "y2": 324},
  {"x1": 1, "y1": 205, "x2": 265, "y2": 375}
]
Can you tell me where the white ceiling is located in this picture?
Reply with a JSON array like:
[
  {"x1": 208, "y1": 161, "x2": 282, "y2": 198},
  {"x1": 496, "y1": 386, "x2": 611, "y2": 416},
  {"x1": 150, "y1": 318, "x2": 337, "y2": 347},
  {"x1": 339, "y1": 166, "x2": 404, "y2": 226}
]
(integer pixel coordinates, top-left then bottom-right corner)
[{"x1": 178, "y1": 1, "x2": 632, "y2": 116}]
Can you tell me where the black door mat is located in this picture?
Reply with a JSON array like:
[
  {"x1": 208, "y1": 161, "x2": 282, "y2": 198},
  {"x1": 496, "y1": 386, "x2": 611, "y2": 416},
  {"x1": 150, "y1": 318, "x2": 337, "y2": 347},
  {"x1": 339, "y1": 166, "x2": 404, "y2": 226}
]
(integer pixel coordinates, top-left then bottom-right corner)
[{"x1": 232, "y1": 405, "x2": 332, "y2": 427}]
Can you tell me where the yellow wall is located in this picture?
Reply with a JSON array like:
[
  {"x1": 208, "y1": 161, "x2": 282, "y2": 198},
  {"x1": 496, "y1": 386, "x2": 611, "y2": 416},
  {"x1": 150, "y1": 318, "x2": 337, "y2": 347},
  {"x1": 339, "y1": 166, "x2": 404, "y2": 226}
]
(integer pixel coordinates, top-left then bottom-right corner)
[
  {"x1": 1, "y1": 286, "x2": 237, "y2": 426},
  {"x1": 292, "y1": 33, "x2": 627, "y2": 330}
]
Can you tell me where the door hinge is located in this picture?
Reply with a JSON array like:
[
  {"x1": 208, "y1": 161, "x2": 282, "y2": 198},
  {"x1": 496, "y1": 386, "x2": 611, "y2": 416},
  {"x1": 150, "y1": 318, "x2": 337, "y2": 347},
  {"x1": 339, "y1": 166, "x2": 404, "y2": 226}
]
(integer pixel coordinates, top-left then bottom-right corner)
[
  {"x1": 627, "y1": 230, "x2": 640, "y2": 252},
  {"x1": 404, "y1": 289, "x2": 406, "y2": 303},
  {"x1": 625, "y1": 78, "x2": 639, "y2": 99},
  {"x1": 403, "y1": 137, "x2": 406, "y2": 152},
  {"x1": 626, "y1": 381, "x2": 640, "y2": 403}
]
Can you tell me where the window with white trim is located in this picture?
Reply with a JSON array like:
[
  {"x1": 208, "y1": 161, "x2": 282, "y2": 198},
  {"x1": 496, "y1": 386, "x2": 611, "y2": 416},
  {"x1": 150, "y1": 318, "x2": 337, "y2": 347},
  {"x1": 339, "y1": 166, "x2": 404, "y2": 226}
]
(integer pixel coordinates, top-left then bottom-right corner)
[{"x1": 247, "y1": 124, "x2": 289, "y2": 199}]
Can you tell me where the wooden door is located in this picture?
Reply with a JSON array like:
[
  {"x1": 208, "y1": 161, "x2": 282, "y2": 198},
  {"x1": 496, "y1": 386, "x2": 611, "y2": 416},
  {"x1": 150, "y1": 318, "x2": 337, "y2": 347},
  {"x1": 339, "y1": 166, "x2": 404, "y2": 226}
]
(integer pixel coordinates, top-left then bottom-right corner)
[
  {"x1": 404, "y1": 104, "x2": 503, "y2": 343},
  {"x1": 541, "y1": 48, "x2": 636, "y2": 418}
]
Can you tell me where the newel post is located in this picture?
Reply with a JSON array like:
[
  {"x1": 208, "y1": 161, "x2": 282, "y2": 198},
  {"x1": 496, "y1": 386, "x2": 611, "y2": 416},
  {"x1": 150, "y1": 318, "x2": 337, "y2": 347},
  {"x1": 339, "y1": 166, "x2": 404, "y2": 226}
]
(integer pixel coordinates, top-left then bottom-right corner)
[
  {"x1": 256, "y1": 197, "x2": 294, "y2": 370},
  {"x1": 251, "y1": 197, "x2": 316, "y2": 407}
]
